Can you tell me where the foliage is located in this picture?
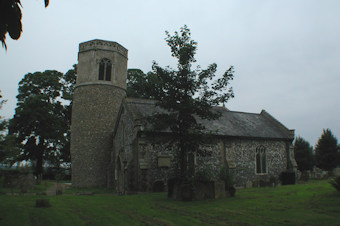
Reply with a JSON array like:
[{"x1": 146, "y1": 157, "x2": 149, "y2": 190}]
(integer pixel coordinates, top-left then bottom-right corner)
[
  {"x1": 0, "y1": 119, "x2": 8, "y2": 161},
  {"x1": 0, "y1": 0, "x2": 49, "y2": 49},
  {"x1": 0, "y1": 133, "x2": 21, "y2": 165},
  {"x1": 279, "y1": 171, "x2": 296, "y2": 185},
  {"x1": 0, "y1": 92, "x2": 20, "y2": 164},
  {"x1": 0, "y1": 180, "x2": 339, "y2": 225},
  {"x1": 315, "y1": 129, "x2": 340, "y2": 171},
  {"x1": 59, "y1": 65, "x2": 77, "y2": 165},
  {"x1": 61, "y1": 64, "x2": 77, "y2": 102},
  {"x1": 219, "y1": 167, "x2": 234, "y2": 188},
  {"x1": 294, "y1": 136, "x2": 315, "y2": 171},
  {"x1": 145, "y1": 25, "x2": 234, "y2": 180},
  {"x1": 9, "y1": 70, "x2": 74, "y2": 179},
  {"x1": 0, "y1": 90, "x2": 6, "y2": 112},
  {"x1": 0, "y1": 168, "x2": 35, "y2": 194},
  {"x1": 194, "y1": 163, "x2": 216, "y2": 182},
  {"x1": 219, "y1": 167, "x2": 236, "y2": 196},
  {"x1": 126, "y1": 69, "x2": 161, "y2": 99},
  {"x1": 329, "y1": 175, "x2": 340, "y2": 192}
]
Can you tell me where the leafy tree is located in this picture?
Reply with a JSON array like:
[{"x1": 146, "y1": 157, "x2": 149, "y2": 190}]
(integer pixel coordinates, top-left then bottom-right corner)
[
  {"x1": 0, "y1": 133, "x2": 21, "y2": 165},
  {"x1": 315, "y1": 129, "x2": 340, "y2": 171},
  {"x1": 0, "y1": 90, "x2": 6, "y2": 110},
  {"x1": 0, "y1": 91, "x2": 21, "y2": 165},
  {"x1": 0, "y1": 0, "x2": 49, "y2": 49},
  {"x1": 59, "y1": 65, "x2": 77, "y2": 165},
  {"x1": 62, "y1": 64, "x2": 77, "y2": 102},
  {"x1": 330, "y1": 175, "x2": 340, "y2": 192},
  {"x1": 127, "y1": 69, "x2": 161, "y2": 99},
  {"x1": 146, "y1": 25, "x2": 234, "y2": 181},
  {"x1": 127, "y1": 69, "x2": 148, "y2": 98},
  {"x1": 0, "y1": 91, "x2": 8, "y2": 162},
  {"x1": 9, "y1": 70, "x2": 68, "y2": 180},
  {"x1": 294, "y1": 136, "x2": 314, "y2": 171}
]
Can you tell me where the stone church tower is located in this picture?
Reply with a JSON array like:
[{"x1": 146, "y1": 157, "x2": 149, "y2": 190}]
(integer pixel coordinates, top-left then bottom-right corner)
[{"x1": 70, "y1": 39, "x2": 128, "y2": 188}]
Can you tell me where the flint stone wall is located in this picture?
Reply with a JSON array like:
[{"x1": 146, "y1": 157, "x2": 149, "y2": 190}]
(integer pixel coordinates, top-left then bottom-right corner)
[
  {"x1": 137, "y1": 136, "x2": 174, "y2": 192},
  {"x1": 111, "y1": 103, "x2": 138, "y2": 192},
  {"x1": 225, "y1": 139, "x2": 288, "y2": 187},
  {"x1": 125, "y1": 134, "x2": 289, "y2": 191},
  {"x1": 70, "y1": 85, "x2": 125, "y2": 188},
  {"x1": 134, "y1": 136, "x2": 224, "y2": 192}
]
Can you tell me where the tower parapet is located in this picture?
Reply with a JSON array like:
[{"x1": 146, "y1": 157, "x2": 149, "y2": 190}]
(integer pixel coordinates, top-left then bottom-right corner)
[{"x1": 79, "y1": 39, "x2": 128, "y2": 57}]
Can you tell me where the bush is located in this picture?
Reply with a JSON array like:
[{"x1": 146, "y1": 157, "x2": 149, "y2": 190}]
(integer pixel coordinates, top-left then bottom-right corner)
[
  {"x1": 329, "y1": 176, "x2": 340, "y2": 192},
  {"x1": 1, "y1": 168, "x2": 35, "y2": 193},
  {"x1": 195, "y1": 164, "x2": 216, "y2": 182},
  {"x1": 219, "y1": 167, "x2": 236, "y2": 197},
  {"x1": 280, "y1": 171, "x2": 296, "y2": 185}
]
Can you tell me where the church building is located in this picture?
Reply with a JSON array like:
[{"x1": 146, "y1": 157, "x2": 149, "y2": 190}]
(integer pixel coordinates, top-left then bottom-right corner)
[{"x1": 70, "y1": 39, "x2": 297, "y2": 193}]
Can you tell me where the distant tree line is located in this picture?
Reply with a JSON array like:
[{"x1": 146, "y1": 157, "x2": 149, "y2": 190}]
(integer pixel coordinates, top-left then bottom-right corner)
[{"x1": 294, "y1": 129, "x2": 340, "y2": 172}]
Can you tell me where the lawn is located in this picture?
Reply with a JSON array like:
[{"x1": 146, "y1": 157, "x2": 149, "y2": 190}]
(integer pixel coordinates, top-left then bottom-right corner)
[{"x1": 0, "y1": 180, "x2": 339, "y2": 225}]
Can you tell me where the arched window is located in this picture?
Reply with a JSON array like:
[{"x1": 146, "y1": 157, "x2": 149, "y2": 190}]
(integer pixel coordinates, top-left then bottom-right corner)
[
  {"x1": 98, "y1": 58, "x2": 112, "y2": 81},
  {"x1": 255, "y1": 145, "x2": 267, "y2": 174}
]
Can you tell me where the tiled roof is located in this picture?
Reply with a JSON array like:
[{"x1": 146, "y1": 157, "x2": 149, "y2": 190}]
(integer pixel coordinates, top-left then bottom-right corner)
[{"x1": 125, "y1": 98, "x2": 294, "y2": 140}]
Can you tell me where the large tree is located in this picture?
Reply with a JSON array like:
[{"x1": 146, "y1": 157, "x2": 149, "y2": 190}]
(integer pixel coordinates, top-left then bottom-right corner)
[
  {"x1": 0, "y1": 0, "x2": 49, "y2": 49},
  {"x1": 0, "y1": 90, "x2": 8, "y2": 162},
  {"x1": 315, "y1": 129, "x2": 340, "y2": 171},
  {"x1": 146, "y1": 25, "x2": 234, "y2": 181},
  {"x1": 0, "y1": 91, "x2": 21, "y2": 165},
  {"x1": 126, "y1": 69, "x2": 163, "y2": 99},
  {"x1": 294, "y1": 137, "x2": 314, "y2": 171},
  {"x1": 59, "y1": 65, "x2": 77, "y2": 164},
  {"x1": 9, "y1": 70, "x2": 70, "y2": 179}
]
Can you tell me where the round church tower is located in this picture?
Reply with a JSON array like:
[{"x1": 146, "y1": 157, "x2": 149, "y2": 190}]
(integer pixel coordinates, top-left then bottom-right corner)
[{"x1": 70, "y1": 39, "x2": 128, "y2": 188}]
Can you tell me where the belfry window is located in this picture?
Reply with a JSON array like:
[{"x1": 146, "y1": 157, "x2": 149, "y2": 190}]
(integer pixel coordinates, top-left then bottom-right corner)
[
  {"x1": 255, "y1": 145, "x2": 267, "y2": 174},
  {"x1": 98, "y1": 58, "x2": 112, "y2": 81}
]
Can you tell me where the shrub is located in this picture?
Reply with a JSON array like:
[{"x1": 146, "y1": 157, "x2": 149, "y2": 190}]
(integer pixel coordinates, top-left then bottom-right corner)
[
  {"x1": 329, "y1": 176, "x2": 340, "y2": 192},
  {"x1": 219, "y1": 167, "x2": 236, "y2": 197},
  {"x1": 279, "y1": 171, "x2": 296, "y2": 185},
  {"x1": 195, "y1": 163, "x2": 216, "y2": 182}
]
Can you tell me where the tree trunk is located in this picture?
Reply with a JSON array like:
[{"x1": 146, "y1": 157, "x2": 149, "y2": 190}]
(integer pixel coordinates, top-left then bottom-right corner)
[{"x1": 35, "y1": 139, "x2": 44, "y2": 184}]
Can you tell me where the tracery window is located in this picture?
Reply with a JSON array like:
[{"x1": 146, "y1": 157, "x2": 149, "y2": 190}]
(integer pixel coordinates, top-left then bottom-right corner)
[
  {"x1": 255, "y1": 145, "x2": 267, "y2": 174},
  {"x1": 98, "y1": 58, "x2": 112, "y2": 81}
]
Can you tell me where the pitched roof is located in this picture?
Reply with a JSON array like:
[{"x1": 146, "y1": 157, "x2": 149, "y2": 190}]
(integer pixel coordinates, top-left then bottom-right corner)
[{"x1": 125, "y1": 98, "x2": 294, "y2": 140}]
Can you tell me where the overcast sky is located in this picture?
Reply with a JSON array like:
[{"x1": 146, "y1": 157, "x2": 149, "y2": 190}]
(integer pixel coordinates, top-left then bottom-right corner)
[{"x1": 1, "y1": 0, "x2": 340, "y2": 146}]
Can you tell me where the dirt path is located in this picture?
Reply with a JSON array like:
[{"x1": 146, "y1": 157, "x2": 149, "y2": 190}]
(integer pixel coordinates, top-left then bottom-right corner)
[{"x1": 45, "y1": 183, "x2": 67, "y2": 196}]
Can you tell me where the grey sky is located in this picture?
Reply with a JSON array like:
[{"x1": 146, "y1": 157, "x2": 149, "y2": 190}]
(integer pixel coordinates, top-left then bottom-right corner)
[{"x1": 1, "y1": 0, "x2": 340, "y2": 146}]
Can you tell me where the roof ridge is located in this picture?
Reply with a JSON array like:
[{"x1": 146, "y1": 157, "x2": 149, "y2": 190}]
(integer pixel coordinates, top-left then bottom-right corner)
[{"x1": 222, "y1": 110, "x2": 261, "y2": 115}]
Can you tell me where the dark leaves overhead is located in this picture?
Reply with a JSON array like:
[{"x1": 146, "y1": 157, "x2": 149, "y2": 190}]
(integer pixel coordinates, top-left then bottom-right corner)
[
  {"x1": 0, "y1": 0, "x2": 22, "y2": 49},
  {"x1": 0, "y1": 0, "x2": 49, "y2": 50}
]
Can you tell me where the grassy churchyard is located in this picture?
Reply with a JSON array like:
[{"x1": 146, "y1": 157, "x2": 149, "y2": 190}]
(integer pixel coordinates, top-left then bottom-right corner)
[{"x1": 0, "y1": 180, "x2": 339, "y2": 225}]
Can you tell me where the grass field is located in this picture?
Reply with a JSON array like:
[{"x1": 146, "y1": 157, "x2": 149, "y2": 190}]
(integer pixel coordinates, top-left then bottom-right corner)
[{"x1": 0, "y1": 180, "x2": 339, "y2": 225}]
